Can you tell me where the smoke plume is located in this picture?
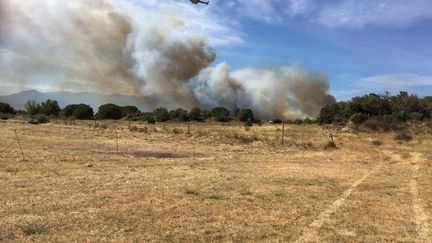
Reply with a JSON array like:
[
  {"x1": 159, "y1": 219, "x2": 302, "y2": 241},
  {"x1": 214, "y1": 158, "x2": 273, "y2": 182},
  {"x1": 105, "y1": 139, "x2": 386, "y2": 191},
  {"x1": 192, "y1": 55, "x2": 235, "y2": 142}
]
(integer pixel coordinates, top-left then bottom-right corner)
[{"x1": 0, "y1": 0, "x2": 335, "y2": 119}]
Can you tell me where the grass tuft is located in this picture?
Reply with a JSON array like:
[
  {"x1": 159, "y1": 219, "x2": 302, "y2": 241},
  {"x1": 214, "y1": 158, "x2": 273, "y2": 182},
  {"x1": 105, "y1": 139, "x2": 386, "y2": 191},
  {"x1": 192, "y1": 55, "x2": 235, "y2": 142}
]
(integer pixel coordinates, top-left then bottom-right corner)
[
  {"x1": 208, "y1": 193, "x2": 223, "y2": 200},
  {"x1": 395, "y1": 131, "x2": 413, "y2": 141},
  {"x1": 20, "y1": 223, "x2": 48, "y2": 236},
  {"x1": 185, "y1": 189, "x2": 199, "y2": 196}
]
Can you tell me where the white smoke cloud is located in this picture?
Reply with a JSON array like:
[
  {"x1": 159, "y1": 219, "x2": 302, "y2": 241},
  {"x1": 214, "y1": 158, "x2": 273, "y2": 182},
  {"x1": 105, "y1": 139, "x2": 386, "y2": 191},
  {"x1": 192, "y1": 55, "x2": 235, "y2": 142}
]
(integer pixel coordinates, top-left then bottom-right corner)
[{"x1": 192, "y1": 63, "x2": 335, "y2": 119}]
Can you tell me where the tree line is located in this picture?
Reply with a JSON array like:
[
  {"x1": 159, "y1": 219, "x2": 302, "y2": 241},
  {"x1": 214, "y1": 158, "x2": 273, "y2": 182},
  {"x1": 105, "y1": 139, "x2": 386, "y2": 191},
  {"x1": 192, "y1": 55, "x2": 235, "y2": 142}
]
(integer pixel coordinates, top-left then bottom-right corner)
[
  {"x1": 0, "y1": 99, "x2": 256, "y2": 124},
  {"x1": 318, "y1": 91, "x2": 432, "y2": 130}
]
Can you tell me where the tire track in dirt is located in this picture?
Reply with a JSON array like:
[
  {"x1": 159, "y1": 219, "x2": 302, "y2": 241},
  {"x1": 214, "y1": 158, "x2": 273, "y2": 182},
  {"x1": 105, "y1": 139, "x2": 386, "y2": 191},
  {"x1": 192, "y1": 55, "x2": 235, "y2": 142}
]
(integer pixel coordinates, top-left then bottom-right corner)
[
  {"x1": 294, "y1": 164, "x2": 381, "y2": 243},
  {"x1": 409, "y1": 152, "x2": 431, "y2": 242}
]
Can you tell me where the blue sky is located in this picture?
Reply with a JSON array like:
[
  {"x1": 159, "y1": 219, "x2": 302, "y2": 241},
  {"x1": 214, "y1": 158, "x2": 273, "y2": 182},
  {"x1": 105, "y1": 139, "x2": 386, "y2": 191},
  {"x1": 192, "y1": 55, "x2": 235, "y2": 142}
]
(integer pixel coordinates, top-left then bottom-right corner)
[{"x1": 161, "y1": 0, "x2": 432, "y2": 100}]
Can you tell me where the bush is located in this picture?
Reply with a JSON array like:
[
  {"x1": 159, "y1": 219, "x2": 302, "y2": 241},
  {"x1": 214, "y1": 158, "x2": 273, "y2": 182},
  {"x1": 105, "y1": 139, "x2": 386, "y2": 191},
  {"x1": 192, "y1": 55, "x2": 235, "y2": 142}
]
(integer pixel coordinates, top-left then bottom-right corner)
[
  {"x1": 189, "y1": 107, "x2": 205, "y2": 122},
  {"x1": 372, "y1": 139, "x2": 383, "y2": 146},
  {"x1": 147, "y1": 117, "x2": 156, "y2": 124},
  {"x1": 29, "y1": 114, "x2": 50, "y2": 124},
  {"x1": 245, "y1": 119, "x2": 253, "y2": 127},
  {"x1": 350, "y1": 113, "x2": 368, "y2": 125},
  {"x1": 63, "y1": 104, "x2": 94, "y2": 120},
  {"x1": 96, "y1": 104, "x2": 122, "y2": 120},
  {"x1": 211, "y1": 107, "x2": 231, "y2": 122},
  {"x1": 177, "y1": 108, "x2": 190, "y2": 122},
  {"x1": 238, "y1": 109, "x2": 254, "y2": 122},
  {"x1": 36, "y1": 114, "x2": 50, "y2": 124},
  {"x1": 271, "y1": 119, "x2": 283, "y2": 124},
  {"x1": 40, "y1": 99, "x2": 61, "y2": 116},
  {"x1": 153, "y1": 107, "x2": 170, "y2": 122},
  {"x1": 395, "y1": 131, "x2": 413, "y2": 141},
  {"x1": 25, "y1": 100, "x2": 41, "y2": 115},
  {"x1": 324, "y1": 140, "x2": 337, "y2": 150},
  {"x1": 0, "y1": 102, "x2": 15, "y2": 114},
  {"x1": 319, "y1": 92, "x2": 432, "y2": 127},
  {"x1": 363, "y1": 118, "x2": 380, "y2": 131},
  {"x1": 20, "y1": 223, "x2": 48, "y2": 236},
  {"x1": 121, "y1": 106, "x2": 140, "y2": 117}
]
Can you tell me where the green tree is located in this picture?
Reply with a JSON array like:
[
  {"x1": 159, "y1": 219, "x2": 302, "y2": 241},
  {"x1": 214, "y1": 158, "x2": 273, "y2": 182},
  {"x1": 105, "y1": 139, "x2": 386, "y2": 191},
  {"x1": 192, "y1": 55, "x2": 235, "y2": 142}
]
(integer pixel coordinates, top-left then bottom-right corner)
[
  {"x1": 96, "y1": 104, "x2": 123, "y2": 120},
  {"x1": 121, "y1": 106, "x2": 141, "y2": 117},
  {"x1": 189, "y1": 107, "x2": 205, "y2": 122},
  {"x1": 0, "y1": 102, "x2": 16, "y2": 114},
  {"x1": 40, "y1": 99, "x2": 61, "y2": 116},
  {"x1": 63, "y1": 104, "x2": 94, "y2": 120},
  {"x1": 153, "y1": 107, "x2": 169, "y2": 122},
  {"x1": 238, "y1": 108, "x2": 254, "y2": 123},
  {"x1": 25, "y1": 100, "x2": 41, "y2": 116},
  {"x1": 211, "y1": 107, "x2": 231, "y2": 122}
]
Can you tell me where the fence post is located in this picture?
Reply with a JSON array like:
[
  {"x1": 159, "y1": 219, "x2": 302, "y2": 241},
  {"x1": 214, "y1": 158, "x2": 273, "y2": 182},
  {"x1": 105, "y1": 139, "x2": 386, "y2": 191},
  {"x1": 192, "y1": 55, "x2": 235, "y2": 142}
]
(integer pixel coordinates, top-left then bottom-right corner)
[
  {"x1": 281, "y1": 122, "x2": 285, "y2": 144},
  {"x1": 14, "y1": 130, "x2": 25, "y2": 161},
  {"x1": 114, "y1": 130, "x2": 119, "y2": 158}
]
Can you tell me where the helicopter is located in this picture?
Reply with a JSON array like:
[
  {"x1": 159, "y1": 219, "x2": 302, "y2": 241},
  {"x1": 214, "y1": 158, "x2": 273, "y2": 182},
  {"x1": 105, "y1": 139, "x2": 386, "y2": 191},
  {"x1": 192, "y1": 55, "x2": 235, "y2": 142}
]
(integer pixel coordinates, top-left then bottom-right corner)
[{"x1": 190, "y1": 0, "x2": 209, "y2": 5}]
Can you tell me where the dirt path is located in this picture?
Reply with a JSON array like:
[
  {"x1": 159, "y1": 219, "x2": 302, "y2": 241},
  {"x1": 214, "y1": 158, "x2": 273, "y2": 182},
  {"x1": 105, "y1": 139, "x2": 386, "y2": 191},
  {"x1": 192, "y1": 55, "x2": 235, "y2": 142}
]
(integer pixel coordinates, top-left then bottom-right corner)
[
  {"x1": 294, "y1": 164, "x2": 381, "y2": 243},
  {"x1": 410, "y1": 153, "x2": 431, "y2": 242}
]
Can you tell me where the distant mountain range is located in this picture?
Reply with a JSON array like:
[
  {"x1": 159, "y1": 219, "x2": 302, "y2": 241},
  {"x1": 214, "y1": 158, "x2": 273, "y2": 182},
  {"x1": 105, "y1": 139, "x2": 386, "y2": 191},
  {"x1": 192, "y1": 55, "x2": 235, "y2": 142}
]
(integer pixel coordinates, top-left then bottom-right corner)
[{"x1": 0, "y1": 90, "x2": 157, "y2": 111}]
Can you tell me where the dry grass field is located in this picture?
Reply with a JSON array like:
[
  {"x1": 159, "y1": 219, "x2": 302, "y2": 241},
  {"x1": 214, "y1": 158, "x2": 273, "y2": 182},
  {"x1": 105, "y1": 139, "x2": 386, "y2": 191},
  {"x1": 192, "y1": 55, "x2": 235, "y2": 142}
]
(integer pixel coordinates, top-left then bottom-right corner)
[{"x1": 0, "y1": 119, "x2": 431, "y2": 242}]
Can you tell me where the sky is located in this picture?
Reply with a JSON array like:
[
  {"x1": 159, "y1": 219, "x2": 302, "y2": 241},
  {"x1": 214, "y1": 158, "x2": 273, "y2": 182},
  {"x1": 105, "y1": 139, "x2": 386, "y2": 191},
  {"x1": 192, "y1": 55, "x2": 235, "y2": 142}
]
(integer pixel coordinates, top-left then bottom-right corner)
[
  {"x1": 148, "y1": 0, "x2": 432, "y2": 100},
  {"x1": 1, "y1": 0, "x2": 432, "y2": 101}
]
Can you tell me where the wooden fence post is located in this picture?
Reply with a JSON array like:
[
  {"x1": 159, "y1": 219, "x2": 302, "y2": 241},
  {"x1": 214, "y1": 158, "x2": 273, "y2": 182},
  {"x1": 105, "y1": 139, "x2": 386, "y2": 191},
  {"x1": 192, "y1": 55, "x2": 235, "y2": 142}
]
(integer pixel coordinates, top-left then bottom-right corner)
[
  {"x1": 14, "y1": 130, "x2": 25, "y2": 161},
  {"x1": 281, "y1": 122, "x2": 285, "y2": 144}
]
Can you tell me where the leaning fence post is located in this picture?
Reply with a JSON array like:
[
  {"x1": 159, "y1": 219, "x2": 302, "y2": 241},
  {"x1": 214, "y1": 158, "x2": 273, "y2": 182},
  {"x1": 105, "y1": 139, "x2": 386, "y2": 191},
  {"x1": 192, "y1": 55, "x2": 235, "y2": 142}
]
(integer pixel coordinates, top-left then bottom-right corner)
[{"x1": 14, "y1": 130, "x2": 25, "y2": 161}]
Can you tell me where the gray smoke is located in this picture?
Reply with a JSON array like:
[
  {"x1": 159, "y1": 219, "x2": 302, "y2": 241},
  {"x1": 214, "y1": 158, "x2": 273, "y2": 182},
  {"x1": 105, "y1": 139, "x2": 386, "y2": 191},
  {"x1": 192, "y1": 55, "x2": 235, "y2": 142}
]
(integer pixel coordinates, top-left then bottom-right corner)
[{"x1": 0, "y1": 0, "x2": 335, "y2": 119}]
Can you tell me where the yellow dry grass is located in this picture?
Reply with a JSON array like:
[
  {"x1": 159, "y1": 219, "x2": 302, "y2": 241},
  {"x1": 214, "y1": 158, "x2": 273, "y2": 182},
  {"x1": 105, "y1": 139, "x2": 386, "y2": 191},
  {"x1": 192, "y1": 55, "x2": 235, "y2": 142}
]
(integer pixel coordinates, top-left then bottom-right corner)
[{"x1": 0, "y1": 119, "x2": 431, "y2": 242}]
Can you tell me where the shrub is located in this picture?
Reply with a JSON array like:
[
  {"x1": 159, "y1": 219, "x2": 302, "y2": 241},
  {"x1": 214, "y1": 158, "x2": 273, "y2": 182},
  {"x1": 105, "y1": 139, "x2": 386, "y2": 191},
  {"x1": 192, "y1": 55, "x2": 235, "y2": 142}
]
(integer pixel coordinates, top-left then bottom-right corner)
[
  {"x1": 208, "y1": 193, "x2": 223, "y2": 200},
  {"x1": 395, "y1": 131, "x2": 413, "y2": 141},
  {"x1": 29, "y1": 114, "x2": 50, "y2": 124},
  {"x1": 129, "y1": 126, "x2": 139, "y2": 132},
  {"x1": 363, "y1": 118, "x2": 380, "y2": 131},
  {"x1": 138, "y1": 127, "x2": 149, "y2": 133},
  {"x1": 176, "y1": 108, "x2": 190, "y2": 122},
  {"x1": 245, "y1": 119, "x2": 253, "y2": 127},
  {"x1": 271, "y1": 119, "x2": 283, "y2": 124},
  {"x1": 1, "y1": 115, "x2": 9, "y2": 120},
  {"x1": 189, "y1": 107, "x2": 205, "y2": 122},
  {"x1": 25, "y1": 100, "x2": 41, "y2": 115},
  {"x1": 96, "y1": 104, "x2": 122, "y2": 120},
  {"x1": 238, "y1": 109, "x2": 254, "y2": 122},
  {"x1": 63, "y1": 104, "x2": 94, "y2": 120},
  {"x1": 318, "y1": 91, "x2": 432, "y2": 127},
  {"x1": 350, "y1": 113, "x2": 368, "y2": 125},
  {"x1": 20, "y1": 223, "x2": 48, "y2": 236},
  {"x1": 0, "y1": 102, "x2": 15, "y2": 114},
  {"x1": 153, "y1": 107, "x2": 169, "y2": 122},
  {"x1": 324, "y1": 141, "x2": 337, "y2": 150},
  {"x1": 318, "y1": 102, "x2": 348, "y2": 124},
  {"x1": 147, "y1": 117, "x2": 156, "y2": 124},
  {"x1": 372, "y1": 139, "x2": 383, "y2": 146},
  {"x1": 73, "y1": 105, "x2": 94, "y2": 120},
  {"x1": 172, "y1": 128, "x2": 183, "y2": 134},
  {"x1": 35, "y1": 114, "x2": 50, "y2": 124},
  {"x1": 40, "y1": 99, "x2": 61, "y2": 116},
  {"x1": 121, "y1": 106, "x2": 140, "y2": 117},
  {"x1": 211, "y1": 107, "x2": 231, "y2": 122}
]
